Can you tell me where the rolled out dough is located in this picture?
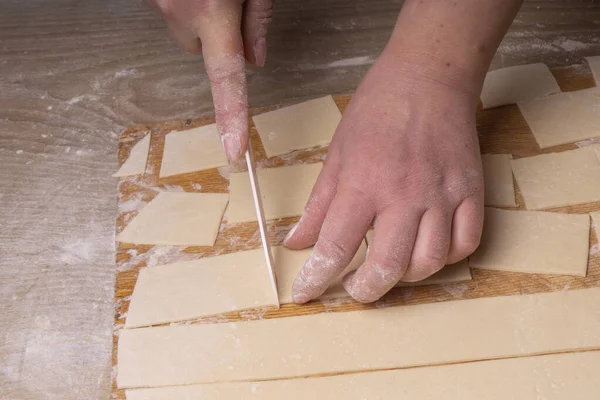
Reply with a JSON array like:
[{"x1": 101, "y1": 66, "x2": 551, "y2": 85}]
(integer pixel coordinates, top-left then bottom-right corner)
[
  {"x1": 117, "y1": 192, "x2": 228, "y2": 246},
  {"x1": 482, "y1": 154, "x2": 517, "y2": 207},
  {"x1": 112, "y1": 133, "x2": 150, "y2": 177},
  {"x1": 364, "y1": 230, "x2": 472, "y2": 286},
  {"x1": 127, "y1": 351, "x2": 600, "y2": 400},
  {"x1": 117, "y1": 287, "x2": 600, "y2": 388},
  {"x1": 252, "y1": 96, "x2": 342, "y2": 158},
  {"x1": 586, "y1": 55, "x2": 600, "y2": 85},
  {"x1": 511, "y1": 146, "x2": 600, "y2": 210},
  {"x1": 227, "y1": 163, "x2": 322, "y2": 223},
  {"x1": 517, "y1": 87, "x2": 600, "y2": 148},
  {"x1": 469, "y1": 208, "x2": 589, "y2": 276},
  {"x1": 480, "y1": 63, "x2": 561, "y2": 109},
  {"x1": 125, "y1": 249, "x2": 279, "y2": 328},
  {"x1": 159, "y1": 124, "x2": 228, "y2": 178}
]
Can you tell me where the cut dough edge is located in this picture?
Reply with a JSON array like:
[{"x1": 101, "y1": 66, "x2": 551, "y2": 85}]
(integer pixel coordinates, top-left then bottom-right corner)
[
  {"x1": 117, "y1": 288, "x2": 600, "y2": 388},
  {"x1": 126, "y1": 351, "x2": 600, "y2": 400},
  {"x1": 113, "y1": 133, "x2": 150, "y2": 177}
]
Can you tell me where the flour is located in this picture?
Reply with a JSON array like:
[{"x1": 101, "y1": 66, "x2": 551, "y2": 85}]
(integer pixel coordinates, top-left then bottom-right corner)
[
  {"x1": 117, "y1": 245, "x2": 202, "y2": 272},
  {"x1": 442, "y1": 283, "x2": 469, "y2": 298},
  {"x1": 327, "y1": 56, "x2": 374, "y2": 68},
  {"x1": 118, "y1": 193, "x2": 146, "y2": 213}
]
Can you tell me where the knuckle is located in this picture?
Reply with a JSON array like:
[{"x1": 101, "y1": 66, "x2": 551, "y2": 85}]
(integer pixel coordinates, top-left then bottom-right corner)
[
  {"x1": 412, "y1": 252, "x2": 446, "y2": 271},
  {"x1": 317, "y1": 233, "x2": 351, "y2": 262}
]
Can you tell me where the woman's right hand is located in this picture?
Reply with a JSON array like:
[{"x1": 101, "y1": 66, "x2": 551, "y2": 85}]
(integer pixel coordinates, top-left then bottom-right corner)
[{"x1": 145, "y1": 0, "x2": 274, "y2": 160}]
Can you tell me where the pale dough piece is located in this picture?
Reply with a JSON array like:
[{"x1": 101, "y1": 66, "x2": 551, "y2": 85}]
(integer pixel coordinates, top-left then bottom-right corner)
[
  {"x1": 126, "y1": 243, "x2": 367, "y2": 327},
  {"x1": 125, "y1": 249, "x2": 278, "y2": 328},
  {"x1": 112, "y1": 134, "x2": 150, "y2": 177},
  {"x1": 159, "y1": 124, "x2": 228, "y2": 178},
  {"x1": 511, "y1": 146, "x2": 600, "y2": 210},
  {"x1": 470, "y1": 208, "x2": 589, "y2": 276},
  {"x1": 480, "y1": 63, "x2": 561, "y2": 109},
  {"x1": 590, "y1": 211, "x2": 600, "y2": 237},
  {"x1": 117, "y1": 288, "x2": 600, "y2": 388},
  {"x1": 364, "y1": 230, "x2": 471, "y2": 286},
  {"x1": 586, "y1": 55, "x2": 600, "y2": 85},
  {"x1": 252, "y1": 96, "x2": 342, "y2": 158},
  {"x1": 482, "y1": 154, "x2": 517, "y2": 207},
  {"x1": 117, "y1": 192, "x2": 228, "y2": 246},
  {"x1": 517, "y1": 87, "x2": 600, "y2": 148},
  {"x1": 127, "y1": 351, "x2": 600, "y2": 400},
  {"x1": 227, "y1": 163, "x2": 322, "y2": 223}
]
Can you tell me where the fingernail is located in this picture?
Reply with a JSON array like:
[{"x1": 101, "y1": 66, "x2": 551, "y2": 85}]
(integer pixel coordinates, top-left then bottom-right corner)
[
  {"x1": 283, "y1": 222, "x2": 299, "y2": 245},
  {"x1": 292, "y1": 292, "x2": 311, "y2": 304},
  {"x1": 253, "y1": 37, "x2": 267, "y2": 67}
]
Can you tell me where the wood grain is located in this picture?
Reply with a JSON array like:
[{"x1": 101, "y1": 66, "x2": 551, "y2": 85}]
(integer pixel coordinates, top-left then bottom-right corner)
[
  {"x1": 113, "y1": 66, "x2": 600, "y2": 398},
  {"x1": 1, "y1": 0, "x2": 599, "y2": 399}
]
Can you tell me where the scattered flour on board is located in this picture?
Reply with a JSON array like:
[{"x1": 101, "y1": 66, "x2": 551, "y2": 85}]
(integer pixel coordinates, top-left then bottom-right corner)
[
  {"x1": 442, "y1": 283, "x2": 469, "y2": 298},
  {"x1": 118, "y1": 192, "x2": 147, "y2": 213},
  {"x1": 553, "y1": 39, "x2": 591, "y2": 51},
  {"x1": 327, "y1": 56, "x2": 375, "y2": 68},
  {"x1": 117, "y1": 245, "x2": 201, "y2": 271}
]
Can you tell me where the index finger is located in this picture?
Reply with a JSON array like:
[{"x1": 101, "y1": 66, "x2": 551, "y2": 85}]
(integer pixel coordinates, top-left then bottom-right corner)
[{"x1": 195, "y1": 2, "x2": 248, "y2": 160}]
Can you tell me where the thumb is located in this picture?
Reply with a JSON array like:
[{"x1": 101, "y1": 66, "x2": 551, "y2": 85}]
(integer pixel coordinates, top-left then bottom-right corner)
[
  {"x1": 242, "y1": 0, "x2": 274, "y2": 67},
  {"x1": 195, "y1": 1, "x2": 249, "y2": 160}
]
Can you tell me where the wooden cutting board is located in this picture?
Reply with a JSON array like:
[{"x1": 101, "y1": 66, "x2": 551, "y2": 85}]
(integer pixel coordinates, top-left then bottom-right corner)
[{"x1": 112, "y1": 65, "x2": 600, "y2": 398}]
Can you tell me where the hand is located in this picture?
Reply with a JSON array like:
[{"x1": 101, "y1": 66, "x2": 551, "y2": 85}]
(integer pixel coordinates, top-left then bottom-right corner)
[
  {"x1": 284, "y1": 53, "x2": 484, "y2": 303},
  {"x1": 145, "y1": 0, "x2": 273, "y2": 159}
]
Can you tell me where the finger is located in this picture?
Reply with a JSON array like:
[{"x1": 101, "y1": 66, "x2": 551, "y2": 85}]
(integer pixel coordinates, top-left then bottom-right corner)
[
  {"x1": 342, "y1": 207, "x2": 421, "y2": 303},
  {"x1": 167, "y1": 24, "x2": 202, "y2": 54},
  {"x1": 195, "y1": 1, "x2": 248, "y2": 160},
  {"x1": 242, "y1": 0, "x2": 273, "y2": 66},
  {"x1": 291, "y1": 186, "x2": 375, "y2": 304},
  {"x1": 284, "y1": 151, "x2": 341, "y2": 250},
  {"x1": 447, "y1": 196, "x2": 484, "y2": 264},
  {"x1": 401, "y1": 207, "x2": 453, "y2": 282}
]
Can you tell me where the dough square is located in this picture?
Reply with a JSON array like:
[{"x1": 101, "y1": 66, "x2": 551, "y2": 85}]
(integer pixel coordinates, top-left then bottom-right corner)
[
  {"x1": 470, "y1": 207, "x2": 590, "y2": 276},
  {"x1": 517, "y1": 87, "x2": 600, "y2": 148},
  {"x1": 482, "y1": 154, "x2": 517, "y2": 207},
  {"x1": 126, "y1": 249, "x2": 278, "y2": 328},
  {"x1": 586, "y1": 55, "x2": 600, "y2": 85},
  {"x1": 365, "y1": 229, "x2": 471, "y2": 286},
  {"x1": 159, "y1": 124, "x2": 228, "y2": 178},
  {"x1": 480, "y1": 63, "x2": 561, "y2": 109},
  {"x1": 117, "y1": 192, "x2": 228, "y2": 246},
  {"x1": 252, "y1": 96, "x2": 342, "y2": 158},
  {"x1": 113, "y1": 133, "x2": 150, "y2": 177},
  {"x1": 227, "y1": 163, "x2": 322, "y2": 223},
  {"x1": 511, "y1": 146, "x2": 600, "y2": 210}
]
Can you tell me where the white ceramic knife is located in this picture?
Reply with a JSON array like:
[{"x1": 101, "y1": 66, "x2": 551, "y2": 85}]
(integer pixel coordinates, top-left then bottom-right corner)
[{"x1": 244, "y1": 144, "x2": 280, "y2": 308}]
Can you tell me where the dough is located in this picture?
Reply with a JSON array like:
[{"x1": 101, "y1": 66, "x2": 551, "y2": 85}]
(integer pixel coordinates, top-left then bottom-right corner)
[
  {"x1": 159, "y1": 124, "x2": 228, "y2": 178},
  {"x1": 517, "y1": 87, "x2": 600, "y2": 148},
  {"x1": 126, "y1": 240, "x2": 471, "y2": 328},
  {"x1": 590, "y1": 211, "x2": 600, "y2": 237},
  {"x1": 117, "y1": 287, "x2": 600, "y2": 388},
  {"x1": 364, "y1": 230, "x2": 472, "y2": 286},
  {"x1": 586, "y1": 55, "x2": 600, "y2": 85},
  {"x1": 127, "y1": 351, "x2": 600, "y2": 400},
  {"x1": 227, "y1": 163, "x2": 322, "y2": 223},
  {"x1": 117, "y1": 192, "x2": 228, "y2": 246},
  {"x1": 469, "y1": 208, "x2": 589, "y2": 276},
  {"x1": 480, "y1": 63, "x2": 561, "y2": 109},
  {"x1": 252, "y1": 96, "x2": 342, "y2": 158},
  {"x1": 482, "y1": 154, "x2": 517, "y2": 207},
  {"x1": 125, "y1": 249, "x2": 279, "y2": 328},
  {"x1": 112, "y1": 133, "x2": 150, "y2": 177},
  {"x1": 511, "y1": 146, "x2": 600, "y2": 210}
]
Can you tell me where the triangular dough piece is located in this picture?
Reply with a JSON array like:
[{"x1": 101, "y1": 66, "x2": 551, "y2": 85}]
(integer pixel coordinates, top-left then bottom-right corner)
[{"x1": 113, "y1": 134, "x2": 150, "y2": 177}]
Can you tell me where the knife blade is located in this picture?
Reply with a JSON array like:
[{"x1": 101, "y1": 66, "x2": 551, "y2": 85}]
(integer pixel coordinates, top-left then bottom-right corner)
[{"x1": 244, "y1": 144, "x2": 280, "y2": 308}]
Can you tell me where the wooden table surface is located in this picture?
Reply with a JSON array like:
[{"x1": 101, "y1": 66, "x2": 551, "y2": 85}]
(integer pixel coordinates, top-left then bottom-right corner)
[
  {"x1": 1, "y1": 1, "x2": 600, "y2": 399},
  {"x1": 113, "y1": 67, "x2": 600, "y2": 399}
]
